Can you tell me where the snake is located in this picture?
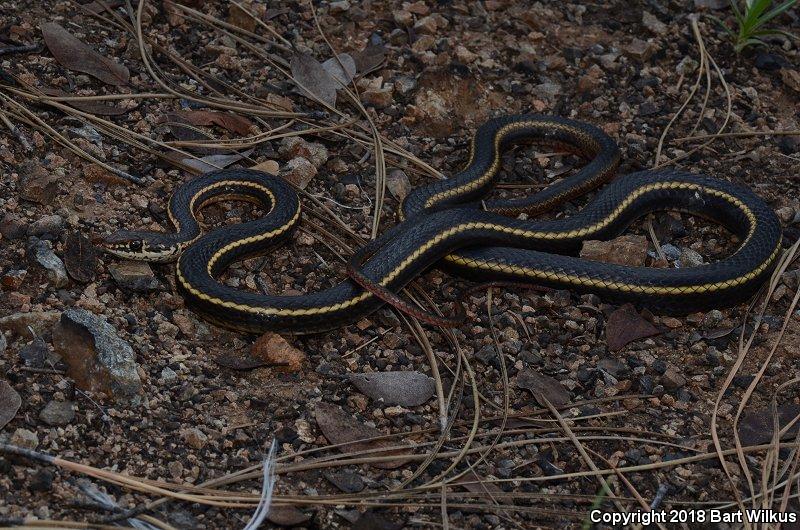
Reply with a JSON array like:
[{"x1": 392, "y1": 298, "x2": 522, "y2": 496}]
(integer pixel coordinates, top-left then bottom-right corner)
[{"x1": 102, "y1": 114, "x2": 783, "y2": 334}]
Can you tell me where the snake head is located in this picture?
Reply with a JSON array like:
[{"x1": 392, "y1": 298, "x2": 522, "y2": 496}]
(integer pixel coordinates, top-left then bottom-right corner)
[{"x1": 101, "y1": 230, "x2": 181, "y2": 263}]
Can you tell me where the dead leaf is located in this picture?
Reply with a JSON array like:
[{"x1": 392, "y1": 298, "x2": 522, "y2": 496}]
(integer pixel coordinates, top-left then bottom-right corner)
[
  {"x1": 267, "y1": 506, "x2": 312, "y2": 527},
  {"x1": 251, "y1": 160, "x2": 280, "y2": 174},
  {"x1": 79, "y1": 0, "x2": 124, "y2": 15},
  {"x1": 452, "y1": 470, "x2": 504, "y2": 500},
  {"x1": 738, "y1": 404, "x2": 800, "y2": 446},
  {"x1": 516, "y1": 368, "x2": 570, "y2": 407},
  {"x1": 386, "y1": 168, "x2": 411, "y2": 201},
  {"x1": 606, "y1": 304, "x2": 661, "y2": 351},
  {"x1": 0, "y1": 380, "x2": 21, "y2": 430},
  {"x1": 213, "y1": 350, "x2": 268, "y2": 371},
  {"x1": 41, "y1": 22, "x2": 129, "y2": 86},
  {"x1": 314, "y1": 402, "x2": 410, "y2": 469},
  {"x1": 352, "y1": 510, "x2": 404, "y2": 530},
  {"x1": 352, "y1": 43, "x2": 386, "y2": 74},
  {"x1": 64, "y1": 232, "x2": 97, "y2": 283},
  {"x1": 83, "y1": 163, "x2": 127, "y2": 186},
  {"x1": 348, "y1": 371, "x2": 435, "y2": 406},
  {"x1": 322, "y1": 53, "x2": 356, "y2": 86},
  {"x1": 251, "y1": 333, "x2": 306, "y2": 372},
  {"x1": 166, "y1": 149, "x2": 254, "y2": 174},
  {"x1": 173, "y1": 110, "x2": 254, "y2": 136},
  {"x1": 40, "y1": 88, "x2": 128, "y2": 116},
  {"x1": 290, "y1": 52, "x2": 337, "y2": 107}
]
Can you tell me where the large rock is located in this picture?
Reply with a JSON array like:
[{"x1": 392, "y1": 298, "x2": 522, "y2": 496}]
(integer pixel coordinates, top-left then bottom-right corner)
[{"x1": 52, "y1": 309, "x2": 142, "y2": 405}]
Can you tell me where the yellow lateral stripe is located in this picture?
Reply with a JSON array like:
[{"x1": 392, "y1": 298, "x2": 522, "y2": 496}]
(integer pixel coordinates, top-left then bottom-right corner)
[
  {"x1": 176, "y1": 178, "x2": 772, "y2": 318},
  {"x1": 445, "y1": 239, "x2": 782, "y2": 295},
  {"x1": 423, "y1": 120, "x2": 599, "y2": 208}
]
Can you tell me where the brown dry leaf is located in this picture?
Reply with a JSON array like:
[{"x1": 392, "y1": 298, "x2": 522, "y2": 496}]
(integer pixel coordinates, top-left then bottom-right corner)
[
  {"x1": 738, "y1": 404, "x2": 800, "y2": 446},
  {"x1": 41, "y1": 22, "x2": 129, "y2": 86},
  {"x1": 251, "y1": 160, "x2": 280, "y2": 174},
  {"x1": 290, "y1": 52, "x2": 337, "y2": 107},
  {"x1": 314, "y1": 402, "x2": 410, "y2": 469},
  {"x1": 452, "y1": 470, "x2": 504, "y2": 499},
  {"x1": 173, "y1": 110, "x2": 254, "y2": 136},
  {"x1": 605, "y1": 303, "x2": 661, "y2": 351},
  {"x1": 64, "y1": 232, "x2": 97, "y2": 283},
  {"x1": 516, "y1": 368, "x2": 570, "y2": 407},
  {"x1": 267, "y1": 506, "x2": 312, "y2": 526},
  {"x1": 40, "y1": 88, "x2": 128, "y2": 116},
  {"x1": 251, "y1": 333, "x2": 306, "y2": 372},
  {"x1": 352, "y1": 43, "x2": 386, "y2": 74},
  {"x1": 0, "y1": 380, "x2": 21, "y2": 430}
]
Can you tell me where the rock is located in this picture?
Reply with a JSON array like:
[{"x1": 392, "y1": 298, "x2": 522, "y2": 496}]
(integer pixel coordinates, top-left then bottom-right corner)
[
  {"x1": 678, "y1": 248, "x2": 704, "y2": 268},
  {"x1": 642, "y1": 11, "x2": 667, "y2": 35},
  {"x1": 661, "y1": 368, "x2": 687, "y2": 391},
  {"x1": 160, "y1": 367, "x2": 178, "y2": 382},
  {"x1": 0, "y1": 311, "x2": 60, "y2": 338},
  {"x1": 660, "y1": 244, "x2": 681, "y2": 261},
  {"x1": 278, "y1": 137, "x2": 328, "y2": 168},
  {"x1": 363, "y1": 87, "x2": 394, "y2": 108},
  {"x1": 394, "y1": 75, "x2": 417, "y2": 96},
  {"x1": 454, "y1": 45, "x2": 477, "y2": 64},
  {"x1": 348, "y1": 371, "x2": 436, "y2": 406},
  {"x1": 329, "y1": 0, "x2": 350, "y2": 13},
  {"x1": 386, "y1": 169, "x2": 411, "y2": 201},
  {"x1": 282, "y1": 157, "x2": 317, "y2": 189},
  {"x1": 624, "y1": 38, "x2": 655, "y2": 61},
  {"x1": 598, "y1": 357, "x2": 629, "y2": 379},
  {"x1": 10, "y1": 428, "x2": 38, "y2": 450},
  {"x1": 580, "y1": 235, "x2": 648, "y2": 266},
  {"x1": 0, "y1": 379, "x2": 21, "y2": 429},
  {"x1": 27, "y1": 214, "x2": 65, "y2": 237},
  {"x1": 182, "y1": 427, "x2": 208, "y2": 449},
  {"x1": 20, "y1": 174, "x2": 59, "y2": 205},
  {"x1": 2, "y1": 269, "x2": 27, "y2": 289},
  {"x1": 0, "y1": 214, "x2": 29, "y2": 240},
  {"x1": 325, "y1": 469, "x2": 365, "y2": 493},
  {"x1": 28, "y1": 238, "x2": 69, "y2": 288},
  {"x1": 754, "y1": 52, "x2": 788, "y2": 71},
  {"x1": 781, "y1": 69, "x2": 800, "y2": 94},
  {"x1": 109, "y1": 261, "x2": 160, "y2": 291},
  {"x1": 693, "y1": 0, "x2": 726, "y2": 8},
  {"x1": 413, "y1": 15, "x2": 440, "y2": 34},
  {"x1": 576, "y1": 66, "x2": 603, "y2": 94},
  {"x1": 251, "y1": 160, "x2": 280, "y2": 174},
  {"x1": 776, "y1": 207, "x2": 795, "y2": 224},
  {"x1": 39, "y1": 400, "x2": 75, "y2": 426},
  {"x1": 19, "y1": 338, "x2": 48, "y2": 368},
  {"x1": 29, "y1": 469, "x2": 54, "y2": 491},
  {"x1": 52, "y1": 308, "x2": 142, "y2": 405},
  {"x1": 0, "y1": 333, "x2": 6, "y2": 355},
  {"x1": 535, "y1": 81, "x2": 562, "y2": 101},
  {"x1": 393, "y1": 9, "x2": 413, "y2": 26},
  {"x1": 412, "y1": 34, "x2": 436, "y2": 53},
  {"x1": 738, "y1": 404, "x2": 800, "y2": 446},
  {"x1": 778, "y1": 136, "x2": 800, "y2": 156},
  {"x1": 251, "y1": 332, "x2": 306, "y2": 372}
]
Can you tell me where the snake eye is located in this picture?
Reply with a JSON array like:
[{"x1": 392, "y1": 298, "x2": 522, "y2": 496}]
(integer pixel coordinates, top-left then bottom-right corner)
[{"x1": 129, "y1": 241, "x2": 143, "y2": 251}]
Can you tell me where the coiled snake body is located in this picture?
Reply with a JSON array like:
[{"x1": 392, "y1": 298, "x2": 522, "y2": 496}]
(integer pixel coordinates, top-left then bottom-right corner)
[{"x1": 103, "y1": 115, "x2": 783, "y2": 334}]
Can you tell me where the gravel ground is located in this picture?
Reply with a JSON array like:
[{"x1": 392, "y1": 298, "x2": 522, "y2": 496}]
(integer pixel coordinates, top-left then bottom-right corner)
[{"x1": 1, "y1": 1, "x2": 800, "y2": 528}]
